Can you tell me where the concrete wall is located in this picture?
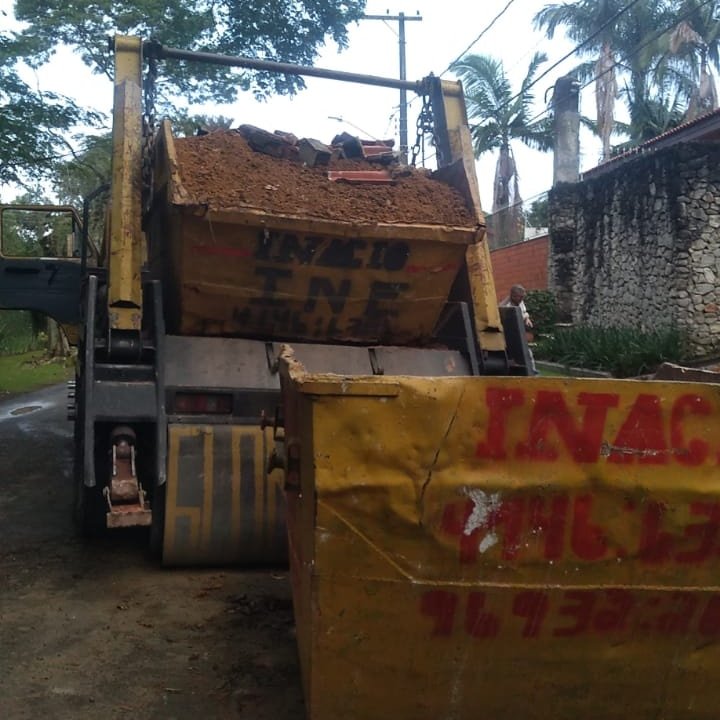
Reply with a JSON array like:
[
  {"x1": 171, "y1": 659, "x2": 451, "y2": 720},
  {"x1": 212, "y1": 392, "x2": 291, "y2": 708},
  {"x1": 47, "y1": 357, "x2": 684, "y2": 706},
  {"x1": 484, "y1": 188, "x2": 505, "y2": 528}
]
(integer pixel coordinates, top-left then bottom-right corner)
[
  {"x1": 548, "y1": 142, "x2": 720, "y2": 358},
  {"x1": 490, "y1": 234, "x2": 549, "y2": 302}
]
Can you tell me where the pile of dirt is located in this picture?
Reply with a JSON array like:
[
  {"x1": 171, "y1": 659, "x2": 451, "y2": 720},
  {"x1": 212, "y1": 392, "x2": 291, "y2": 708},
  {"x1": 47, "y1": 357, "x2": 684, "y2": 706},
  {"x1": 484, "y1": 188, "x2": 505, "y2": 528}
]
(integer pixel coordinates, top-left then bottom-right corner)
[{"x1": 173, "y1": 129, "x2": 477, "y2": 227}]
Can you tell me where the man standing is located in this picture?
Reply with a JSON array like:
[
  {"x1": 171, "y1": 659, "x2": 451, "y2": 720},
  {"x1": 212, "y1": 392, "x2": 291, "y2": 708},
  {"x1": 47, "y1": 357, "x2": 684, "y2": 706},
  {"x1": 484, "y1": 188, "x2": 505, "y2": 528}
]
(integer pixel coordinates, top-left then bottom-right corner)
[
  {"x1": 500, "y1": 284, "x2": 538, "y2": 374},
  {"x1": 500, "y1": 284, "x2": 533, "y2": 330}
]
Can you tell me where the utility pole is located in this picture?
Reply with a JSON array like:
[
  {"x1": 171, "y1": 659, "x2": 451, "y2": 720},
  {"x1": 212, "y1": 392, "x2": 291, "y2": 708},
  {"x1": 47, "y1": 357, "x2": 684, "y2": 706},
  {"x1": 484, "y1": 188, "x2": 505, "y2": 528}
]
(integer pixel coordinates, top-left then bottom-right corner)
[{"x1": 362, "y1": 11, "x2": 422, "y2": 163}]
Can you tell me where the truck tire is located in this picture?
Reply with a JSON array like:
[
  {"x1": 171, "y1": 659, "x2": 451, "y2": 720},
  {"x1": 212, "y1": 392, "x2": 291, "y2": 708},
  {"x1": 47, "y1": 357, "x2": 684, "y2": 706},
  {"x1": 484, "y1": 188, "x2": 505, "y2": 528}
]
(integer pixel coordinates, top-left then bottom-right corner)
[
  {"x1": 72, "y1": 421, "x2": 106, "y2": 538},
  {"x1": 148, "y1": 482, "x2": 165, "y2": 561}
]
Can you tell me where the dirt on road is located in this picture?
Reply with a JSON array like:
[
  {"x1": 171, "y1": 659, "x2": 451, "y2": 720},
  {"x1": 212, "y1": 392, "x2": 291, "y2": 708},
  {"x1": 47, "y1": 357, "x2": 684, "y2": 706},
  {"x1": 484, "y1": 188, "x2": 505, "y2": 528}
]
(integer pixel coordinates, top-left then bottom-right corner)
[{"x1": 0, "y1": 386, "x2": 304, "y2": 720}]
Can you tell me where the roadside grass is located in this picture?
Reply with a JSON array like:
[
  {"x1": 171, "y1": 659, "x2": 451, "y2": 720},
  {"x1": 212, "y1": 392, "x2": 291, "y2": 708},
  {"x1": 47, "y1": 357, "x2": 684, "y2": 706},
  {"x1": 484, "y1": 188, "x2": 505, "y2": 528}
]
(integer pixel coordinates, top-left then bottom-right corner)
[
  {"x1": 0, "y1": 351, "x2": 73, "y2": 395},
  {"x1": 537, "y1": 363, "x2": 568, "y2": 377},
  {"x1": 535, "y1": 325, "x2": 686, "y2": 378}
]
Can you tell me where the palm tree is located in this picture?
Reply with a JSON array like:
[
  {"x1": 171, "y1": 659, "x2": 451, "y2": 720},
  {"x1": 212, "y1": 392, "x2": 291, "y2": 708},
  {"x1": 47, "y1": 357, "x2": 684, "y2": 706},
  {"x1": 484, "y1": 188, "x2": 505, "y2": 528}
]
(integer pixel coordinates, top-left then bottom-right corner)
[
  {"x1": 609, "y1": 1, "x2": 683, "y2": 145},
  {"x1": 534, "y1": 0, "x2": 720, "y2": 155},
  {"x1": 614, "y1": 84, "x2": 686, "y2": 149},
  {"x1": 533, "y1": 0, "x2": 638, "y2": 160},
  {"x1": 451, "y1": 52, "x2": 552, "y2": 245},
  {"x1": 664, "y1": 0, "x2": 720, "y2": 120}
]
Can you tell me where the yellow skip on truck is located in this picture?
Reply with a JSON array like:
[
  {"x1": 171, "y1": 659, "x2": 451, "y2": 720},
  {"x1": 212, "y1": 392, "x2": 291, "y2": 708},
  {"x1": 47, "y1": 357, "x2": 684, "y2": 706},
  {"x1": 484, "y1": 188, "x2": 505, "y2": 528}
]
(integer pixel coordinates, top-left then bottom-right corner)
[{"x1": 1, "y1": 35, "x2": 719, "y2": 719}]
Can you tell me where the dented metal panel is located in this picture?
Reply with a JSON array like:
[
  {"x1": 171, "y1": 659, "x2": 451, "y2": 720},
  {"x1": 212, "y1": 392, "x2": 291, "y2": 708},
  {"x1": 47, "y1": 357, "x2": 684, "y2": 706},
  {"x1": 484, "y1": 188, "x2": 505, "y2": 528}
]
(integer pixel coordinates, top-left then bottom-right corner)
[{"x1": 279, "y1": 353, "x2": 720, "y2": 719}]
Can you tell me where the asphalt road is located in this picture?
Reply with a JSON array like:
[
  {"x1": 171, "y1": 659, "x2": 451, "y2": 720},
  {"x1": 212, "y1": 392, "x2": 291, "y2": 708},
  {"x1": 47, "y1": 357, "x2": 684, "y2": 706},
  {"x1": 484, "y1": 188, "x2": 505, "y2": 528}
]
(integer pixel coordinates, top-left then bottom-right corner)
[{"x1": 0, "y1": 384, "x2": 304, "y2": 720}]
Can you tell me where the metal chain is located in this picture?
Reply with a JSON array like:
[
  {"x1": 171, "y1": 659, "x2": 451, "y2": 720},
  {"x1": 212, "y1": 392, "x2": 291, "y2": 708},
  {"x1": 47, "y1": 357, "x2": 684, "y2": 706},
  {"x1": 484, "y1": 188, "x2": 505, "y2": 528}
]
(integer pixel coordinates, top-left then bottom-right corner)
[
  {"x1": 410, "y1": 94, "x2": 434, "y2": 167},
  {"x1": 141, "y1": 54, "x2": 158, "y2": 208}
]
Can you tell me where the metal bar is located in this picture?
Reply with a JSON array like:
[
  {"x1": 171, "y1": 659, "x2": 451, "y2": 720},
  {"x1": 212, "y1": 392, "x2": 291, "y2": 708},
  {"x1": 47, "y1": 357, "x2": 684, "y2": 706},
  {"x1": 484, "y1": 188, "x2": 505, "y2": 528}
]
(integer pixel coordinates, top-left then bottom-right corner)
[
  {"x1": 362, "y1": 14, "x2": 423, "y2": 20},
  {"x1": 144, "y1": 40, "x2": 424, "y2": 93},
  {"x1": 459, "y1": 301, "x2": 481, "y2": 376},
  {"x1": 83, "y1": 274, "x2": 97, "y2": 488},
  {"x1": 108, "y1": 35, "x2": 143, "y2": 333},
  {"x1": 152, "y1": 280, "x2": 168, "y2": 486}
]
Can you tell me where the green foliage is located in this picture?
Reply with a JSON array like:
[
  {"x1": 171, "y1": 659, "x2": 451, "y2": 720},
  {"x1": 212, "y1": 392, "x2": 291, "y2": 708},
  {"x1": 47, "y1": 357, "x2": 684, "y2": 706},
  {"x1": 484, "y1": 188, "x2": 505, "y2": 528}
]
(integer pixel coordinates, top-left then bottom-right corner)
[
  {"x1": 451, "y1": 51, "x2": 554, "y2": 159},
  {"x1": 0, "y1": 311, "x2": 42, "y2": 355},
  {"x1": 1, "y1": 206, "x2": 79, "y2": 258},
  {"x1": 451, "y1": 50, "x2": 552, "y2": 243},
  {"x1": 524, "y1": 290, "x2": 556, "y2": 335},
  {"x1": 535, "y1": 324, "x2": 687, "y2": 377},
  {"x1": 533, "y1": 0, "x2": 720, "y2": 154},
  {"x1": 53, "y1": 134, "x2": 112, "y2": 206},
  {"x1": 14, "y1": 0, "x2": 367, "y2": 104},
  {"x1": 525, "y1": 197, "x2": 549, "y2": 227},
  {"x1": 0, "y1": 31, "x2": 101, "y2": 186}
]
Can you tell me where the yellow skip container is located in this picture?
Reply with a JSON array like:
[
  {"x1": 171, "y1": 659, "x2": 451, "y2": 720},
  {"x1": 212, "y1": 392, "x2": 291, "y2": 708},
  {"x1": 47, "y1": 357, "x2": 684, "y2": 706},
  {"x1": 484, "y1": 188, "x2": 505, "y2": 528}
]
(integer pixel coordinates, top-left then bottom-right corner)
[{"x1": 279, "y1": 347, "x2": 720, "y2": 720}]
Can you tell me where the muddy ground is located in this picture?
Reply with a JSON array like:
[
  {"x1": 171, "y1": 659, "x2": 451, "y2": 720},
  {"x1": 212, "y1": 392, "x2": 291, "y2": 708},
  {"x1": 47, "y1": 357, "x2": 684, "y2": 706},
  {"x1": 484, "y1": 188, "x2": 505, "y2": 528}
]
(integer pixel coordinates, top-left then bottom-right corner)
[{"x1": 0, "y1": 385, "x2": 305, "y2": 720}]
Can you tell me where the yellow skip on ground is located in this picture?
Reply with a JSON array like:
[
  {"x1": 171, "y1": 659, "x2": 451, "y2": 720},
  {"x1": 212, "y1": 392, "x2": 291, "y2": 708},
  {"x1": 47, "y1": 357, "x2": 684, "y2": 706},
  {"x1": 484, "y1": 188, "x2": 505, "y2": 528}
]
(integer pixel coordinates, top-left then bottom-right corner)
[{"x1": 279, "y1": 348, "x2": 720, "y2": 720}]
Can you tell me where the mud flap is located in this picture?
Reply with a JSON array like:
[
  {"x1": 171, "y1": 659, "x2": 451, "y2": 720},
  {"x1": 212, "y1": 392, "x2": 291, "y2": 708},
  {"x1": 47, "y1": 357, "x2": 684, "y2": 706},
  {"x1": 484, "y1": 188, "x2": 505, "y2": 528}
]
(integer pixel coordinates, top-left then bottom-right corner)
[
  {"x1": 279, "y1": 349, "x2": 720, "y2": 720},
  {"x1": 162, "y1": 423, "x2": 286, "y2": 566}
]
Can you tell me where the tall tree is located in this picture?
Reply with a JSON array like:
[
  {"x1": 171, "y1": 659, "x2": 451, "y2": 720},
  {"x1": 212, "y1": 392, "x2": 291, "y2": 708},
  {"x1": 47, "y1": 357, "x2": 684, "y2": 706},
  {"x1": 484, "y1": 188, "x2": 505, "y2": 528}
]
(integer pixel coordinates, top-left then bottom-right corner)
[
  {"x1": 451, "y1": 52, "x2": 552, "y2": 245},
  {"x1": 533, "y1": 0, "x2": 637, "y2": 160},
  {"x1": 4, "y1": 1, "x2": 366, "y2": 185},
  {"x1": 534, "y1": 0, "x2": 720, "y2": 155},
  {"x1": 13, "y1": 0, "x2": 367, "y2": 104},
  {"x1": 613, "y1": 0, "x2": 682, "y2": 144},
  {"x1": 665, "y1": 0, "x2": 720, "y2": 120},
  {"x1": 0, "y1": 30, "x2": 100, "y2": 187}
]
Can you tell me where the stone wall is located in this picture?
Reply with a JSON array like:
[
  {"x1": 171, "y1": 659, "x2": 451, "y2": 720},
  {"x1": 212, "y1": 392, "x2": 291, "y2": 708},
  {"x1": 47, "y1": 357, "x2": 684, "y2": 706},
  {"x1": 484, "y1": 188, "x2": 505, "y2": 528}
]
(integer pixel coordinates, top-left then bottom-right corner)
[{"x1": 548, "y1": 142, "x2": 720, "y2": 358}]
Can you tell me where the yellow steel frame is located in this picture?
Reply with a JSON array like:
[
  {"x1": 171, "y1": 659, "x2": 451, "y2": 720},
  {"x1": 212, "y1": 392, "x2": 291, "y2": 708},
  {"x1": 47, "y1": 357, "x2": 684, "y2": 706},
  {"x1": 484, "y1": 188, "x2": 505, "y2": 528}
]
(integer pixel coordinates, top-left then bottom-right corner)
[
  {"x1": 435, "y1": 79, "x2": 505, "y2": 352},
  {"x1": 107, "y1": 36, "x2": 144, "y2": 332}
]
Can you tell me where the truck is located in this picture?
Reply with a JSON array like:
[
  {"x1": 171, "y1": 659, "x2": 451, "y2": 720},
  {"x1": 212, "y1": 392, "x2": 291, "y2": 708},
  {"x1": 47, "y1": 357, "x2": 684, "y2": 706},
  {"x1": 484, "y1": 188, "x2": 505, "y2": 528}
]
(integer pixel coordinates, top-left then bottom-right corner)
[{"x1": 2, "y1": 35, "x2": 720, "y2": 720}]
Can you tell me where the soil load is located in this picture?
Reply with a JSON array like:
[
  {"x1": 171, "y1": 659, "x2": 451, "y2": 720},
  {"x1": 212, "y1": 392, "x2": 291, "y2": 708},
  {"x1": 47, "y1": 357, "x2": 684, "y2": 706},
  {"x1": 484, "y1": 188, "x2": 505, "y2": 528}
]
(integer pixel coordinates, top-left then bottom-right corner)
[
  {"x1": 150, "y1": 123, "x2": 483, "y2": 343},
  {"x1": 173, "y1": 130, "x2": 477, "y2": 227}
]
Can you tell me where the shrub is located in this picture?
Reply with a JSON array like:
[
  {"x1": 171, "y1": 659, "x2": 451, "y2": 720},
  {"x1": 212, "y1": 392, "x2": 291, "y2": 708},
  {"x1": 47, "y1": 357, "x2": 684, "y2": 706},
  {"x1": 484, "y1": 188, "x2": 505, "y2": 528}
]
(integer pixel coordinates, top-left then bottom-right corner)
[
  {"x1": 0, "y1": 310, "x2": 42, "y2": 355},
  {"x1": 524, "y1": 290, "x2": 556, "y2": 336},
  {"x1": 535, "y1": 324, "x2": 687, "y2": 377}
]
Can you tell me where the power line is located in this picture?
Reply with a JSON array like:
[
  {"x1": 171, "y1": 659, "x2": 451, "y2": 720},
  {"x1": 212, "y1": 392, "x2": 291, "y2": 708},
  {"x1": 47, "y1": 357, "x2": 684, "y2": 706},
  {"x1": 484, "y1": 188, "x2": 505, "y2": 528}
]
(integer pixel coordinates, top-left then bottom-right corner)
[
  {"x1": 478, "y1": 0, "x2": 645, "y2": 121},
  {"x1": 404, "y1": 0, "x2": 517, "y2": 114},
  {"x1": 437, "y1": 0, "x2": 517, "y2": 78},
  {"x1": 521, "y1": 0, "x2": 717, "y2": 129},
  {"x1": 577, "y1": 0, "x2": 716, "y2": 95}
]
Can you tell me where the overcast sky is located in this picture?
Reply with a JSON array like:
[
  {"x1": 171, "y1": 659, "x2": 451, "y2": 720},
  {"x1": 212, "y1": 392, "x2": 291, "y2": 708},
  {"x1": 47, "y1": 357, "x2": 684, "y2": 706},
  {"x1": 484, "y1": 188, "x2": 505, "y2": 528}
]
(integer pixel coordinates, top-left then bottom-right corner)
[{"x1": 2, "y1": 0, "x2": 604, "y2": 208}]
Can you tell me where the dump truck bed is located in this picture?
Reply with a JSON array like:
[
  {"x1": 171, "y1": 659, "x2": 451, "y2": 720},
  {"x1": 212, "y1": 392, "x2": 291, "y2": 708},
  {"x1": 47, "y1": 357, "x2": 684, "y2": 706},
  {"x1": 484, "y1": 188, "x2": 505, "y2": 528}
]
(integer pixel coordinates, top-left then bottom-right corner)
[{"x1": 147, "y1": 122, "x2": 485, "y2": 344}]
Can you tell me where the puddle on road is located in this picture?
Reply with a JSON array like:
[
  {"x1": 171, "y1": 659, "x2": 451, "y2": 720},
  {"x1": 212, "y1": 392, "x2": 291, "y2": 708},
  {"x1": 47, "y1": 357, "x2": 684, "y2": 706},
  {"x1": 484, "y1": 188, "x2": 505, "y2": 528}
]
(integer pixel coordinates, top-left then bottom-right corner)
[
  {"x1": 10, "y1": 405, "x2": 42, "y2": 416},
  {"x1": 0, "y1": 400, "x2": 53, "y2": 422}
]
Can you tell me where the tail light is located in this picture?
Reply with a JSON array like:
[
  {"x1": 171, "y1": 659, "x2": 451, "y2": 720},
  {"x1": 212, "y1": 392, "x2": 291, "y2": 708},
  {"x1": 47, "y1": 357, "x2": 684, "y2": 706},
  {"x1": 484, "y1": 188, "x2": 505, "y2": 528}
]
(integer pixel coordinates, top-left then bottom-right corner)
[{"x1": 173, "y1": 392, "x2": 233, "y2": 415}]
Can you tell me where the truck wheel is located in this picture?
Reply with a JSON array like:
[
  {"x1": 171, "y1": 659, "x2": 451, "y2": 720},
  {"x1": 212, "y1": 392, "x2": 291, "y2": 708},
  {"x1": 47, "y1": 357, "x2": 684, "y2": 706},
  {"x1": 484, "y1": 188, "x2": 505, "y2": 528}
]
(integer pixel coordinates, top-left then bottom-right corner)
[
  {"x1": 73, "y1": 471, "x2": 107, "y2": 538},
  {"x1": 72, "y1": 433, "x2": 106, "y2": 538}
]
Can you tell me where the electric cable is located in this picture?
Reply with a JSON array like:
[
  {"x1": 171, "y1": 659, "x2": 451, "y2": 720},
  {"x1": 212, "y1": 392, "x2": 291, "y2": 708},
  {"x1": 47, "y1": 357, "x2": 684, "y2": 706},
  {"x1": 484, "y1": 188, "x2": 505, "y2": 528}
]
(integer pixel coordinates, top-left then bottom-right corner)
[
  {"x1": 437, "y1": 0, "x2": 518, "y2": 78},
  {"x1": 503, "y1": 0, "x2": 716, "y2": 130},
  {"x1": 470, "y1": 0, "x2": 645, "y2": 120}
]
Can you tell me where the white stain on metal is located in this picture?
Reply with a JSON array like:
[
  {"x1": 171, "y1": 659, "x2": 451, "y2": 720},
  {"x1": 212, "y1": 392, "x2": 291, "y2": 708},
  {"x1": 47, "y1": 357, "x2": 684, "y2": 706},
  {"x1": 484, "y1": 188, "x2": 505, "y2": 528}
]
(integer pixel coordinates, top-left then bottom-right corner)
[
  {"x1": 478, "y1": 532, "x2": 498, "y2": 553},
  {"x1": 462, "y1": 487, "x2": 501, "y2": 554}
]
